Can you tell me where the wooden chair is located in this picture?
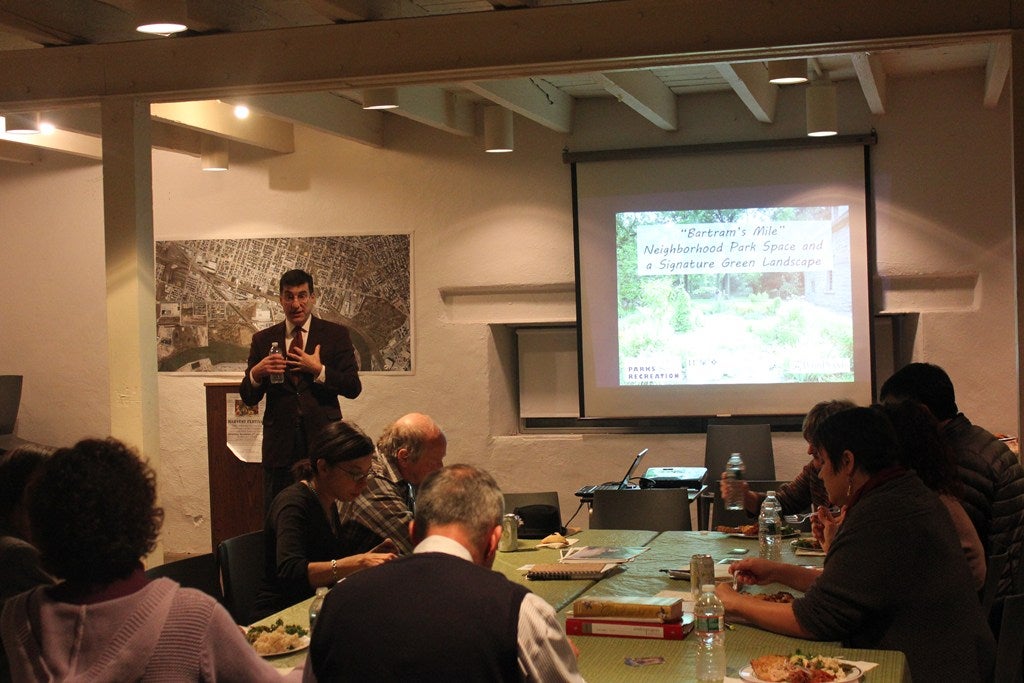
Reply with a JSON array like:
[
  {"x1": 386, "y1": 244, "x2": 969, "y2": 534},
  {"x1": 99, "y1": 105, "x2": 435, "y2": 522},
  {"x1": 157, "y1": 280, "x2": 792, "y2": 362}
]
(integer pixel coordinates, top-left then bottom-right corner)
[
  {"x1": 590, "y1": 488, "x2": 692, "y2": 531},
  {"x1": 217, "y1": 530, "x2": 265, "y2": 625},
  {"x1": 994, "y1": 593, "x2": 1024, "y2": 682},
  {"x1": 698, "y1": 423, "x2": 775, "y2": 529},
  {"x1": 145, "y1": 552, "x2": 223, "y2": 603}
]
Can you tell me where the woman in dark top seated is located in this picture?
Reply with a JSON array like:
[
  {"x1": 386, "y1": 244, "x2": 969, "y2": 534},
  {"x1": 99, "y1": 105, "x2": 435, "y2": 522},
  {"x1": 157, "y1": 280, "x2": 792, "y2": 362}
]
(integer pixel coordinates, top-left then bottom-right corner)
[
  {"x1": 253, "y1": 420, "x2": 397, "y2": 620},
  {"x1": 716, "y1": 406, "x2": 995, "y2": 683},
  {"x1": 0, "y1": 445, "x2": 55, "y2": 605},
  {"x1": 0, "y1": 445, "x2": 55, "y2": 683}
]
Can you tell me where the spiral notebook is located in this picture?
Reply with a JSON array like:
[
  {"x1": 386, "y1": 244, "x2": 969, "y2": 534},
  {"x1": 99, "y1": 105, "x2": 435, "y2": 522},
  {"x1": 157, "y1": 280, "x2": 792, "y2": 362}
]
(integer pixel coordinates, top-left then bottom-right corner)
[{"x1": 525, "y1": 562, "x2": 617, "y2": 580}]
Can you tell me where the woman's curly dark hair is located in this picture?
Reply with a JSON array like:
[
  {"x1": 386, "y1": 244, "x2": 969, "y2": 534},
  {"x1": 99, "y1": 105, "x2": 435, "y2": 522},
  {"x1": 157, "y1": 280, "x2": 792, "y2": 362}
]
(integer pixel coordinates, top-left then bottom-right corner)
[{"x1": 29, "y1": 438, "x2": 164, "y2": 584}]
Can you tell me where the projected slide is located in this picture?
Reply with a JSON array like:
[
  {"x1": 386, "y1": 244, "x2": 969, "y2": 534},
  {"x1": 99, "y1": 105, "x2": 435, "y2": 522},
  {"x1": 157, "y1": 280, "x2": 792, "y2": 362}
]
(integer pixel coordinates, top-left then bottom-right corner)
[
  {"x1": 573, "y1": 142, "x2": 873, "y2": 418},
  {"x1": 617, "y1": 206, "x2": 853, "y2": 387}
]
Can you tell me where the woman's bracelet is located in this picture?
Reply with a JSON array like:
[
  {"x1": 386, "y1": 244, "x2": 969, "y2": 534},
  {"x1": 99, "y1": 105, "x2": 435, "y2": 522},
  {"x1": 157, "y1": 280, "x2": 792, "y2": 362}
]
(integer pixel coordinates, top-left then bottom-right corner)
[{"x1": 331, "y1": 558, "x2": 339, "y2": 581}]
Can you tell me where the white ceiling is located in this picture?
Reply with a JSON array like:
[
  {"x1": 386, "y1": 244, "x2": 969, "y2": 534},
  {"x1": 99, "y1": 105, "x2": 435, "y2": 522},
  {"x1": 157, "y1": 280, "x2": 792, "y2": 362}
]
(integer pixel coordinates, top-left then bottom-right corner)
[{"x1": 0, "y1": 0, "x2": 1010, "y2": 162}]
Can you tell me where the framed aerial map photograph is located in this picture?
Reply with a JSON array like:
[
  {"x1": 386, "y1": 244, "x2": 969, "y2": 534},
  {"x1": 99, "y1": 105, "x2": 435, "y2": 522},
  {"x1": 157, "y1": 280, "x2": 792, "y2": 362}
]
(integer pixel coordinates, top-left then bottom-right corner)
[{"x1": 155, "y1": 235, "x2": 411, "y2": 373}]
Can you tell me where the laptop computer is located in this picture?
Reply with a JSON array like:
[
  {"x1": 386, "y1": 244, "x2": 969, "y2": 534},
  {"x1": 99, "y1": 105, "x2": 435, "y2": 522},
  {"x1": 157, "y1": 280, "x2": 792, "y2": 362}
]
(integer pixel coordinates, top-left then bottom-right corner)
[
  {"x1": 575, "y1": 448, "x2": 648, "y2": 500},
  {"x1": 642, "y1": 466, "x2": 708, "y2": 489}
]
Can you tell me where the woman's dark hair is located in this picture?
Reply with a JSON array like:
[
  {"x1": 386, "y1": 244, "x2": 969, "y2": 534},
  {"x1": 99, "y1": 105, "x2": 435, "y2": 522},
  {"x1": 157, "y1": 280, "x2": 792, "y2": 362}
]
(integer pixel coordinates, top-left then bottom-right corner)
[
  {"x1": 802, "y1": 399, "x2": 858, "y2": 443},
  {"x1": 29, "y1": 438, "x2": 163, "y2": 584},
  {"x1": 815, "y1": 406, "x2": 902, "y2": 475},
  {"x1": 881, "y1": 399, "x2": 962, "y2": 496},
  {"x1": 293, "y1": 420, "x2": 375, "y2": 480},
  {"x1": 0, "y1": 444, "x2": 54, "y2": 524}
]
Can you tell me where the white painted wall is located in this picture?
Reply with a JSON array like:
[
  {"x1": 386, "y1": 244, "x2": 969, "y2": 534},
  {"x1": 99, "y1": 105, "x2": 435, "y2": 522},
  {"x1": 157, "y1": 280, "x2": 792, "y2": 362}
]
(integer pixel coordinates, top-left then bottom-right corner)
[{"x1": 0, "y1": 68, "x2": 1014, "y2": 554}]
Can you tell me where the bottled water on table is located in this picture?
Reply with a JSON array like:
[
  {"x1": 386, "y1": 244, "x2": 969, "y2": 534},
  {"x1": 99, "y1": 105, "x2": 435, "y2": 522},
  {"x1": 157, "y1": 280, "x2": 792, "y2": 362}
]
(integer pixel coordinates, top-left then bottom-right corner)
[
  {"x1": 758, "y1": 490, "x2": 782, "y2": 560},
  {"x1": 309, "y1": 586, "x2": 328, "y2": 635},
  {"x1": 268, "y1": 341, "x2": 284, "y2": 384},
  {"x1": 724, "y1": 452, "x2": 746, "y2": 511},
  {"x1": 694, "y1": 584, "x2": 726, "y2": 683}
]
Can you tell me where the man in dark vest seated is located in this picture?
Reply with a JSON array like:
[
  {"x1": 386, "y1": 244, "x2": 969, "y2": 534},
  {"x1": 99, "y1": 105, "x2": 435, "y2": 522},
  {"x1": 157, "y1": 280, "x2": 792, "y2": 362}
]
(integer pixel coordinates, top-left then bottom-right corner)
[{"x1": 304, "y1": 464, "x2": 585, "y2": 682}]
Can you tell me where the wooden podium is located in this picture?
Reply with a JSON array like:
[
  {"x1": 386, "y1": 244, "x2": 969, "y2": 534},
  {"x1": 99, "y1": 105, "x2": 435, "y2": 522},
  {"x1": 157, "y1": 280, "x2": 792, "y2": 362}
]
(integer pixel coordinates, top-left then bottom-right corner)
[{"x1": 205, "y1": 382, "x2": 263, "y2": 550}]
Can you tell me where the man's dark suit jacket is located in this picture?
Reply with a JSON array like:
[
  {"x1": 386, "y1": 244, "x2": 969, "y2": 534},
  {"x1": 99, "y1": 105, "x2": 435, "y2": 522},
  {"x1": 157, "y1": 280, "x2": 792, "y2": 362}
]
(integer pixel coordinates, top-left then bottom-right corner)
[{"x1": 239, "y1": 316, "x2": 362, "y2": 469}]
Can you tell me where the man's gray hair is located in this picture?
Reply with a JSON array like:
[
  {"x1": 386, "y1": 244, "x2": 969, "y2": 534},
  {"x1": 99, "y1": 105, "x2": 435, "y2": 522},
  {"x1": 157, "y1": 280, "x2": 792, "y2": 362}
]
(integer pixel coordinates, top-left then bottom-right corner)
[
  {"x1": 377, "y1": 413, "x2": 444, "y2": 463},
  {"x1": 415, "y1": 464, "x2": 504, "y2": 548}
]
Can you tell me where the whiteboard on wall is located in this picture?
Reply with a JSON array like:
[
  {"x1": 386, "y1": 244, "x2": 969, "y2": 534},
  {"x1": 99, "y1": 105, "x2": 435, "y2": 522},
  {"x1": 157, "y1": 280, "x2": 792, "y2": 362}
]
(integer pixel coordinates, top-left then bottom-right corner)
[{"x1": 517, "y1": 327, "x2": 580, "y2": 418}]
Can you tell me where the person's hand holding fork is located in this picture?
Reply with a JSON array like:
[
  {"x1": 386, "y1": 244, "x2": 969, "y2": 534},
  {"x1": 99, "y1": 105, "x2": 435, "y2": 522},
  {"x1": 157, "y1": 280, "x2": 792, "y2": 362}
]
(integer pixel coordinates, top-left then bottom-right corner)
[{"x1": 810, "y1": 504, "x2": 845, "y2": 552}]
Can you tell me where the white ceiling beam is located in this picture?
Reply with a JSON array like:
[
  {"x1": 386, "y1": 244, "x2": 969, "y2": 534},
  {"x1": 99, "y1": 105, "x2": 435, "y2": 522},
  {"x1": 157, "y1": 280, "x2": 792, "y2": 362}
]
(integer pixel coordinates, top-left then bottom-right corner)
[
  {"x1": 0, "y1": 7, "x2": 80, "y2": 45},
  {"x1": 150, "y1": 100, "x2": 294, "y2": 153},
  {"x1": 302, "y1": 0, "x2": 372, "y2": 22},
  {"x1": 595, "y1": 70, "x2": 677, "y2": 131},
  {"x1": 225, "y1": 93, "x2": 384, "y2": 147},
  {"x1": 0, "y1": 139, "x2": 43, "y2": 163},
  {"x1": 984, "y1": 36, "x2": 1010, "y2": 109},
  {"x1": 462, "y1": 78, "x2": 573, "y2": 133},
  {"x1": 714, "y1": 62, "x2": 777, "y2": 123},
  {"x1": 0, "y1": 0, "x2": 1011, "y2": 109},
  {"x1": 0, "y1": 128, "x2": 102, "y2": 159},
  {"x1": 386, "y1": 86, "x2": 474, "y2": 136},
  {"x1": 484, "y1": 0, "x2": 536, "y2": 7},
  {"x1": 851, "y1": 53, "x2": 887, "y2": 114}
]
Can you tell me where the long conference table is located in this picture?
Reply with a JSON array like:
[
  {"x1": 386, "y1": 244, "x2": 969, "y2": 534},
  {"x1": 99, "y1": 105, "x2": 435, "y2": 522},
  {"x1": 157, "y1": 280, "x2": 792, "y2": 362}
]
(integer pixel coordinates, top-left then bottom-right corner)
[{"x1": 259, "y1": 529, "x2": 911, "y2": 682}]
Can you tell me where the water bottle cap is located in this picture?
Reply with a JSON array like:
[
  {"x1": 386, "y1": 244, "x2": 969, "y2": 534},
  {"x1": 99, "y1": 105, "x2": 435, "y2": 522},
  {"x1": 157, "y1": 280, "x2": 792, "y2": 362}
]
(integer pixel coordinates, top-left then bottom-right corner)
[{"x1": 701, "y1": 584, "x2": 716, "y2": 592}]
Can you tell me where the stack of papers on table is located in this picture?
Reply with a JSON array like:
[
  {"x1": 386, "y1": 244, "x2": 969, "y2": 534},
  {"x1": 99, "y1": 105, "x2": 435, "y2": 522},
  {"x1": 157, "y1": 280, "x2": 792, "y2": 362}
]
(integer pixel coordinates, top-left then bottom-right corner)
[{"x1": 559, "y1": 546, "x2": 649, "y2": 563}]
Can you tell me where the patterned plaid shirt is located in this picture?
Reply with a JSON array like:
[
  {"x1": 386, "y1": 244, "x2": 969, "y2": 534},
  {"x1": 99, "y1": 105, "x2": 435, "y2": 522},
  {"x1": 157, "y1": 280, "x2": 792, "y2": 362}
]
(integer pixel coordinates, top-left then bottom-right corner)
[{"x1": 336, "y1": 451, "x2": 416, "y2": 554}]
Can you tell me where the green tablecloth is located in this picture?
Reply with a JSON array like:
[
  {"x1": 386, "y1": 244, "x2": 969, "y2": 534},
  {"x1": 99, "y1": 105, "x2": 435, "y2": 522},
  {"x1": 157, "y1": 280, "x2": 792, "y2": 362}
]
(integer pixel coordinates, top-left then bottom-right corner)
[
  {"x1": 258, "y1": 530, "x2": 911, "y2": 682},
  {"x1": 492, "y1": 529, "x2": 660, "y2": 611},
  {"x1": 560, "y1": 531, "x2": 910, "y2": 682}
]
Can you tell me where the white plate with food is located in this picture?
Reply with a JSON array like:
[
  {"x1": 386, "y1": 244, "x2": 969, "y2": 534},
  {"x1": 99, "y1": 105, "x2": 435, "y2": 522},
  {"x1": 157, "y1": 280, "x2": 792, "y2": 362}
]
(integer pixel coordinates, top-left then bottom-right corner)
[
  {"x1": 791, "y1": 537, "x2": 827, "y2": 556},
  {"x1": 739, "y1": 653, "x2": 861, "y2": 682},
  {"x1": 245, "y1": 620, "x2": 311, "y2": 657},
  {"x1": 256, "y1": 635, "x2": 310, "y2": 657}
]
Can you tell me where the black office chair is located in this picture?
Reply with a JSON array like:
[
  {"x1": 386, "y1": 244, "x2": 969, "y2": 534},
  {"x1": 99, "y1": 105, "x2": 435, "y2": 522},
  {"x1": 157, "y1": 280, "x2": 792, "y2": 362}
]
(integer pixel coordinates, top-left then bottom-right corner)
[
  {"x1": 590, "y1": 488, "x2": 692, "y2": 531},
  {"x1": 699, "y1": 423, "x2": 775, "y2": 529},
  {"x1": 0, "y1": 375, "x2": 27, "y2": 452},
  {"x1": 710, "y1": 479, "x2": 789, "y2": 529},
  {"x1": 145, "y1": 552, "x2": 223, "y2": 603},
  {"x1": 983, "y1": 553, "x2": 1010, "y2": 628},
  {"x1": 504, "y1": 491, "x2": 561, "y2": 515},
  {"x1": 217, "y1": 530, "x2": 265, "y2": 625}
]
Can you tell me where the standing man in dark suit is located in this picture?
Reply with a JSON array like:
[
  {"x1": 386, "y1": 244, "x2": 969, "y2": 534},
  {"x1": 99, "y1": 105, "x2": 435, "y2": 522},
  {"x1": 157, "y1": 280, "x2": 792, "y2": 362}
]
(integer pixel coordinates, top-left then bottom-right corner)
[{"x1": 240, "y1": 269, "x2": 362, "y2": 513}]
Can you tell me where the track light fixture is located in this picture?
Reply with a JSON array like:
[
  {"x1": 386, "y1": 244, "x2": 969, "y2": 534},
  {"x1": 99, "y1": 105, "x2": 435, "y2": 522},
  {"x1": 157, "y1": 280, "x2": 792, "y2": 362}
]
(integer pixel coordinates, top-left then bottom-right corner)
[
  {"x1": 201, "y1": 137, "x2": 229, "y2": 171},
  {"x1": 806, "y1": 77, "x2": 838, "y2": 137},
  {"x1": 767, "y1": 59, "x2": 809, "y2": 85},
  {"x1": 362, "y1": 88, "x2": 399, "y2": 110},
  {"x1": 483, "y1": 106, "x2": 513, "y2": 153},
  {"x1": 135, "y1": 0, "x2": 189, "y2": 35}
]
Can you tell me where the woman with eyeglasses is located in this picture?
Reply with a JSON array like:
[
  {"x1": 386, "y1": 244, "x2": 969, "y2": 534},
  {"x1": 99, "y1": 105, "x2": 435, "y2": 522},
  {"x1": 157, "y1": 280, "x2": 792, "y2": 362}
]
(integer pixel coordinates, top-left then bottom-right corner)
[{"x1": 253, "y1": 420, "x2": 397, "y2": 620}]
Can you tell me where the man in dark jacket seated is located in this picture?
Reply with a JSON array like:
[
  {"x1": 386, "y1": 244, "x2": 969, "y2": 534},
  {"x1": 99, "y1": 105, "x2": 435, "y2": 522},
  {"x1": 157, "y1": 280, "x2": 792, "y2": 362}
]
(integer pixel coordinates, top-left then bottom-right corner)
[
  {"x1": 880, "y1": 362, "x2": 1024, "y2": 597},
  {"x1": 304, "y1": 463, "x2": 584, "y2": 682}
]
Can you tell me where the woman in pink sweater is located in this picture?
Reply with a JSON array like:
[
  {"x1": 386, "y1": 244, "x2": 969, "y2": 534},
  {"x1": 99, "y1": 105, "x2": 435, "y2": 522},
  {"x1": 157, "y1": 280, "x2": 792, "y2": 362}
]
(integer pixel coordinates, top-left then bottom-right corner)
[{"x1": 1, "y1": 437, "x2": 288, "y2": 682}]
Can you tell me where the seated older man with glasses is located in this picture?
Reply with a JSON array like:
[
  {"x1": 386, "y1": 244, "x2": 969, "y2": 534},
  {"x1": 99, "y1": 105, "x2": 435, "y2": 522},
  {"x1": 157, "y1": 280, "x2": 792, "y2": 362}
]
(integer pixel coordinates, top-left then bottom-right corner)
[{"x1": 252, "y1": 421, "x2": 397, "y2": 620}]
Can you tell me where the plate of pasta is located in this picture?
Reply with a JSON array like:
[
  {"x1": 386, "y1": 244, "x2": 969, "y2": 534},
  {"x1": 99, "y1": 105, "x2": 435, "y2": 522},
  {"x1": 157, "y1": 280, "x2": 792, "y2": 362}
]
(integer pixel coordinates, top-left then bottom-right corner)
[{"x1": 245, "y1": 619, "x2": 310, "y2": 657}]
